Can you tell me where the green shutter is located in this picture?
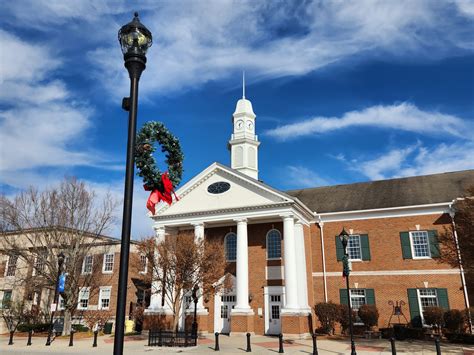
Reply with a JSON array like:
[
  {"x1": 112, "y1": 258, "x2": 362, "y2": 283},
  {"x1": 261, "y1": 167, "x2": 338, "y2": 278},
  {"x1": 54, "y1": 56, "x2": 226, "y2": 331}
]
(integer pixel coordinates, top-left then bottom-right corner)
[
  {"x1": 400, "y1": 232, "x2": 412, "y2": 259},
  {"x1": 428, "y1": 230, "x2": 440, "y2": 258},
  {"x1": 335, "y1": 236, "x2": 344, "y2": 261},
  {"x1": 365, "y1": 289, "x2": 375, "y2": 305},
  {"x1": 437, "y1": 288, "x2": 449, "y2": 310},
  {"x1": 360, "y1": 234, "x2": 371, "y2": 261},
  {"x1": 340, "y1": 289, "x2": 348, "y2": 305},
  {"x1": 407, "y1": 288, "x2": 422, "y2": 327}
]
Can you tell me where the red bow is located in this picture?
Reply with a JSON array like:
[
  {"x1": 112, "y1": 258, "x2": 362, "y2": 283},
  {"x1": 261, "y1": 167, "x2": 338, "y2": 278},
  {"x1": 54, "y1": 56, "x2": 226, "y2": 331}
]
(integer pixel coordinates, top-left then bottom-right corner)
[{"x1": 144, "y1": 172, "x2": 179, "y2": 215}]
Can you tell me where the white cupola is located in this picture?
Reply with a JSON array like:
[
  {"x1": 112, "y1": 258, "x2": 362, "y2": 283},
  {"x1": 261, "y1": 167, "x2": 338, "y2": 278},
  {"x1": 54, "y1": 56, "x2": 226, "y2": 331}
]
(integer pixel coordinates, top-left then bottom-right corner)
[{"x1": 228, "y1": 73, "x2": 260, "y2": 179}]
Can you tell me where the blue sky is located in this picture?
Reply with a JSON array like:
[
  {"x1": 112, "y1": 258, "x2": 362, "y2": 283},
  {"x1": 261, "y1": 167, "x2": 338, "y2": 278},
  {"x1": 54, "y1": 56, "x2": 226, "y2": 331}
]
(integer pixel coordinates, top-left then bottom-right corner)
[{"x1": 1, "y1": 1, "x2": 473, "y2": 237}]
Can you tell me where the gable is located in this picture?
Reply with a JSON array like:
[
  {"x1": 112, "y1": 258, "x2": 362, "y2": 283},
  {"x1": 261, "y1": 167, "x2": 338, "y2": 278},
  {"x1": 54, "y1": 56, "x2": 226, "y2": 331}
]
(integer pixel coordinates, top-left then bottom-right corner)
[{"x1": 155, "y1": 163, "x2": 292, "y2": 216}]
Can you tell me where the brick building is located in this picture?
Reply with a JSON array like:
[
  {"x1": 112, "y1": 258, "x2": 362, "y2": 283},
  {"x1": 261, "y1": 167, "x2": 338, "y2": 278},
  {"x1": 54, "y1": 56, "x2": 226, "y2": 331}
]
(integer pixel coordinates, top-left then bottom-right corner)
[
  {"x1": 143, "y1": 94, "x2": 472, "y2": 337},
  {"x1": 0, "y1": 228, "x2": 148, "y2": 334}
]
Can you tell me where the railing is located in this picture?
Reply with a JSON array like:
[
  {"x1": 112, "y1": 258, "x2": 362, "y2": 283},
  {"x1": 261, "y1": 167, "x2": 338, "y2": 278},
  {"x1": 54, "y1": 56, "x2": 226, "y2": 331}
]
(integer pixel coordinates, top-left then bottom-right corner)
[{"x1": 148, "y1": 329, "x2": 197, "y2": 347}]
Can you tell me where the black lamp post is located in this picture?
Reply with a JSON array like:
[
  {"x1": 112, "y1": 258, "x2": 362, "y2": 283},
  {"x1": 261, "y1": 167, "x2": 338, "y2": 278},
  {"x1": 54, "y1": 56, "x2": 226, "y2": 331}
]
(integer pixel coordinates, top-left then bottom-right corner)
[
  {"x1": 46, "y1": 251, "x2": 65, "y2": 346},
  {"x1": 338, "y1": 228, "x2": 356, "y2": 355},
  {"x1": 191, "y1": 285, "x2": 199, "y2": 340},
  {"x1": 114, "y1": 12, "x2": 152, "y2": 355}
]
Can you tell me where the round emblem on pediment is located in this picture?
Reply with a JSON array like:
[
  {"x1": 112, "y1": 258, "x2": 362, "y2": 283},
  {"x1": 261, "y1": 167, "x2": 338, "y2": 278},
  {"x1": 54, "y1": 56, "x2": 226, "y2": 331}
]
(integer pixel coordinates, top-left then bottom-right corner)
[{"x1": 207, "y1": 181, "x2": 231, "y2": 194}]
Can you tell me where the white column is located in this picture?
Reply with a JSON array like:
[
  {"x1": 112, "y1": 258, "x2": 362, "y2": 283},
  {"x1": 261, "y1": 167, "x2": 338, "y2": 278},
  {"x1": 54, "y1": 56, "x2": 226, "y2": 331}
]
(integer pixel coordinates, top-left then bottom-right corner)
[
  {"x1": 148, "y1": 225, "x2": 166, "y2": 311},
  {"x1": 232, "y1": 218, "x2": 253, "y2": 313},
  {"x1": 282, "y1": 215, "x2": 299, "y2": 311},
  {"x1": 192, "y1": 222, "x2": 208, "y2": 315},
  {"x1": 295, "y1": 221, "x2": 310, "y2": 311}
]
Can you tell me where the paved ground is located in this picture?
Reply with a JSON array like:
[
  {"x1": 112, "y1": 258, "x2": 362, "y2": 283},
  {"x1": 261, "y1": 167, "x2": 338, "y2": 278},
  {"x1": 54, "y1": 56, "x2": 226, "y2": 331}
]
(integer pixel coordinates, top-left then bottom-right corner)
[{"x1": 1, "y1": 333, "x2": 474, "y2": 354}]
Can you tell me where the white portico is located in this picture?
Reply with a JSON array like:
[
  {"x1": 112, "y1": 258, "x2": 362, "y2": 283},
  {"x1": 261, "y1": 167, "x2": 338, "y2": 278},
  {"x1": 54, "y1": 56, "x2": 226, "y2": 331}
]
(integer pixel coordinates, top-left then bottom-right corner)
[{"x1": 146, "y1": 162, "x2": 313, "y2": 334}]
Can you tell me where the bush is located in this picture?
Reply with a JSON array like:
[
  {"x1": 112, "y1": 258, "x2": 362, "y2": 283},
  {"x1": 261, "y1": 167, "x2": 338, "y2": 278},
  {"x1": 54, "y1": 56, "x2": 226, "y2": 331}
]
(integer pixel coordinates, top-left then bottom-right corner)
[
  {"x1": 337, "y1": 304, "x2": 357, "y2": 335},
  {"x1": 72, "y1": 324, "x2": 89, "y2": 332},
  {"x1": 394, "y1": 326, "x2": 425, "y2": 340},
  {"x1": 445, "y1": 332, "x2": 474, "y2": 345},
  {"x1": 465, "y1": 307, "x2": 474, "y2": 331},
  {"x1": 358, "y1": 305, "x2": 379, "y2": 330},
  {"x1": 16, "y1": 323, "x2": 50, "y2": 333},
  {"x1": 314, "y1": 302, "x2": 339, "y2": 334},
  {"x1": 444, "y1": 309, "x2": 465, "y2": 334},
  {"x1": 423, "y1": 307, "x2": 444, "y2": 332}
]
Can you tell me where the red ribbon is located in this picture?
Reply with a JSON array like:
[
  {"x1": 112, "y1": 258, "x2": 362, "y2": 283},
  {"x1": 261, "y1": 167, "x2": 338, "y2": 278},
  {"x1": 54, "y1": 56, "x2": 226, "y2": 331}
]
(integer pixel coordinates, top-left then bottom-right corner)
[{"x1": 144, "y1": 172, "x2": 179, "y2": 215}]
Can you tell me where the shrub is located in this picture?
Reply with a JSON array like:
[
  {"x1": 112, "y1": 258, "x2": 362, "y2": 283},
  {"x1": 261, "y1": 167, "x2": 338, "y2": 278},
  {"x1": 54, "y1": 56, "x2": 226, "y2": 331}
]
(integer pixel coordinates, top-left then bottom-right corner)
[
  {"x1": 423, "y1": 307, "x2": 444, "y2": 332},
  {"x1": 358, "y1": 305, "x2": 379, "y2": 330},
  {"x1": 465, "y1": 307, "x2": 474, "y2": 332},
  {"x1": 444, "y1": 309, "x2": 465, "y2": 334},
  {"x1": 17, "y1": 323, "x2": 50, "y2": 333},
  {"x1": 72, "y1": 324, "x2": 89, "y2": 332},
  {"x1": 314, "y1": 302, "x2": 339, "y2": 334},
  {"x1": 337, "y1": 304, "x2": 357, "y2": 335}
]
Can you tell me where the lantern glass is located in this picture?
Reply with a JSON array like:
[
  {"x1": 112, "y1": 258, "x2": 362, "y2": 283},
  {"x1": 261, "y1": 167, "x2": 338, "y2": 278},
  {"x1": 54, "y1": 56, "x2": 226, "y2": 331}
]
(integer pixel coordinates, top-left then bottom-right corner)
[{"x1": 118, "y1": 12, "x2": 152, "y2": 56}]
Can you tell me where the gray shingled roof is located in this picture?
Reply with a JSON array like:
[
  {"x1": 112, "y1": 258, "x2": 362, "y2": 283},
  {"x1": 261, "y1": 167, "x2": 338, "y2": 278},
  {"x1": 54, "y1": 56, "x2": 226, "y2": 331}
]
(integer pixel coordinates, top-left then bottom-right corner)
[{"x1": 286, "y1": 170, "x2": 474, "y2": 213}]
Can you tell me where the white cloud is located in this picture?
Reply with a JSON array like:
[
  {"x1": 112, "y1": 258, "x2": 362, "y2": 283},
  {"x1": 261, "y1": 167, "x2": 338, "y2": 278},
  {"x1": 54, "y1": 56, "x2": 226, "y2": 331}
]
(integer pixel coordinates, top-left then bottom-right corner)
[
  {"x1": 285, "y1": 165, "x2": 331, "y2": 188},
  {"x1": 265, "y1": 103, "x2": 471, "y2": 140},
  {"x1": 347, "y1": 142, "x2": 474, "y2": 180},
  {"x1": 0, "y1": 30, "x2": 118, "y2": 185}
]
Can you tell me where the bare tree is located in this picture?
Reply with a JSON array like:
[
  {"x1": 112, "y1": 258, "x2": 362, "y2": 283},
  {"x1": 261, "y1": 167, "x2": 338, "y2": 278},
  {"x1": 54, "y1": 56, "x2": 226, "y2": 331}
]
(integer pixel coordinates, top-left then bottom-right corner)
[
  {"x1": 438, "y1": 186, "x2": 474, "y2": 273},
  {"x1": 0, "y1": 177, "x2": 118, "y2": 335},
  {"x1": 136, "y1": 232, "x2": 226, "y2": 332}
]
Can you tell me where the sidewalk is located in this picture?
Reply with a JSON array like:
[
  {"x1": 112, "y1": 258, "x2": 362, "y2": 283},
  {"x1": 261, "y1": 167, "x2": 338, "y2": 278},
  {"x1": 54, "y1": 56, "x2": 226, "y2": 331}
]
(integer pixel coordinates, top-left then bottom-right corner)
[{"x1": 1, "y1": 333, "x2": 474, "y2": 354}]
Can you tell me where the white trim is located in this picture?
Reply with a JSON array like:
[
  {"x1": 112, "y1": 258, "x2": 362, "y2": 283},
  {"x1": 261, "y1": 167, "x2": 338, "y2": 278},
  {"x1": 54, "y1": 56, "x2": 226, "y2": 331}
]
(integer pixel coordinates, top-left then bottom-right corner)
[
  {"x1": 98, "y1": 286, "x2": 112, "y2": 310},
  {"x1": 82, "y1": 255, "x2": 93, "y2": 275},
  {"x1": 139, "y1": 255, "x2": 148, "y2": 274},
  {"x1": 417, "y1": 288, "x2": 438, "y2": 325},
  {"x1": 77, "y1": 287, "x2": 90, "y2": 310},
  {"x1": 224, "y1": 232, "x2": 237, "y2": 262},
  {"x1": 102, "y1": 253, "x2": 114, "y2": 273},
  {"x1": 316, "y1": 202, "x2": 451, "y2": 222},
  {"x1": 312, "y1": 269, "x2": 459, "y2": 277},
  {"x1": 409, "y1": 231, "x2": 432, "y2": 259},
  {"x1": 264, "y1": 286, "x2": 285, "y2": 335}
]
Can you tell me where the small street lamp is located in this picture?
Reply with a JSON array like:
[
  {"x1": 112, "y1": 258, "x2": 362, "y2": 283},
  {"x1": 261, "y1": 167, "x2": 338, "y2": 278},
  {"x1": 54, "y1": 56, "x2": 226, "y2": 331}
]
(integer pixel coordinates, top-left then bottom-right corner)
[
  {"x1": 191, "y1": 285, "x2": 200, "y2": 340},
  {"x1": 338, "y1": 228, "x2": 357, "y2": 355},
  {"x1": 114, "y1": 12, "x2": 152, "y2": 355},
  {"x1": 46, "y1": 251, "x2": 65, "y2": 346}
]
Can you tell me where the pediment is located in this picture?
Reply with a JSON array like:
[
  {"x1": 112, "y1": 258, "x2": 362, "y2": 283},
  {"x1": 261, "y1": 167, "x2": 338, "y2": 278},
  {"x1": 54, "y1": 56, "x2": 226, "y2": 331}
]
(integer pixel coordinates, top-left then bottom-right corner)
[{"x1": 153, "y1": 163, "x2": 293, "y2": 217}]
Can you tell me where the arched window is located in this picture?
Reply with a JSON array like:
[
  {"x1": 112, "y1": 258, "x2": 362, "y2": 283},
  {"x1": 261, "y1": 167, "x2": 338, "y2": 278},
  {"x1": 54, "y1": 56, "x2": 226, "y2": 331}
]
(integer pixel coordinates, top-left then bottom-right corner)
[
  {"x1": 266, "y1": 229, "x2": 282, "y2": 259},
  {"x1": 225, "y1": 232, "x2": 237, "y2": 262}
]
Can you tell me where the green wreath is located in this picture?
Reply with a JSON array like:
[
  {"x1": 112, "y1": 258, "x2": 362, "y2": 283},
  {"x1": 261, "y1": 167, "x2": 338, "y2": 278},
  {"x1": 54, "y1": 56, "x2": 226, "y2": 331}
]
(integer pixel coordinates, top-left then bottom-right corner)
[{"x1": 135, "y1": 121, "x2": 184, "y2": 191}]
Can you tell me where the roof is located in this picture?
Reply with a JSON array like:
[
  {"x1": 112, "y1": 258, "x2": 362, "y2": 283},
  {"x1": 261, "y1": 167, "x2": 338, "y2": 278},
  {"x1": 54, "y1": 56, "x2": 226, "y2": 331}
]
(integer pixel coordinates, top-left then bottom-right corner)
[{"x1": 286, "y1": 170, "x2": 474, "y2": 213}]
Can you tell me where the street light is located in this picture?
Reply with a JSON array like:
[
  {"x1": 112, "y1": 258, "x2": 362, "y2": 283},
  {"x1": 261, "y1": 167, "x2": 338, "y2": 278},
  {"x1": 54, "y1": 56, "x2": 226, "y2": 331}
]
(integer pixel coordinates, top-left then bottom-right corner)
[
  {"x1": 46, "y1": 251, "x2": 65, "y2": 346},
  {"x1": 338, "y1": 228, "x2": 357, "y2": 355},
  {"x1": 192, "y1": 285, "x2": 200, "y2": 341},
  {"x1": 114, "y1": 12, "x2": 152, "y2": 355}
]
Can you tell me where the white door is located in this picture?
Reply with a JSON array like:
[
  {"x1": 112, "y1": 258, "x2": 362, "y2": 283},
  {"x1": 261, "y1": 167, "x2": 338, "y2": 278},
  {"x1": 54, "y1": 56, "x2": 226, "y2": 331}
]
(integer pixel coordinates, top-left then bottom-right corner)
[
  {"x1": 220, "y1": 295, "x2": 235, "y2": 334},
  {"x1": 268, "y1": 295, "x2": 282, "y2": 335}
]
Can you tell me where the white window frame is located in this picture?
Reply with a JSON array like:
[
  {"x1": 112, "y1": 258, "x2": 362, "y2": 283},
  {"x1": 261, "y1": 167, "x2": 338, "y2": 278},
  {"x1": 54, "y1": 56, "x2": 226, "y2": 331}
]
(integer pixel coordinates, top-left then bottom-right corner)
[
  {"x1": 102, "y1": 253, "x2": 114, "y2": 273},
  {"x1": 224, "y1": 233, "x2": 237, "y2": 262},
  {"x1": 32, "y1": 253, "x2": 47, "y2": 276},
  {"x1": 1, "y1": 290, "x2": 13, "y2": 309},
  {"x1": 5, "y1": 255, "x2": 18, "y2": 277},
  {"x1": 58, "y1": 294, "x2": 65, "y2": 311},
  {"x1": 139, "y1": 255, "x2": 148, "y2": 274},
  {"x1": 98, "y1": 286, "x2": 112, "y2": 310},
  {"x1": 266, "y1": 229, "x2": 282, "y2": 260},
  {"x1": 409, "y1": 231, "x2": 431, "y2": 259},
  {"x1": 82, "y1": 255, "x2": 93, "y2": 274},
  {"x1": 77, "y1": 287, "x2": 90, "y2": 310},
  {"x1": 347, "y1": 235, "x2": 362, "y2": 261},
  {"x1": 417, "y1": 288, "x2": 438, "y2": 325}
]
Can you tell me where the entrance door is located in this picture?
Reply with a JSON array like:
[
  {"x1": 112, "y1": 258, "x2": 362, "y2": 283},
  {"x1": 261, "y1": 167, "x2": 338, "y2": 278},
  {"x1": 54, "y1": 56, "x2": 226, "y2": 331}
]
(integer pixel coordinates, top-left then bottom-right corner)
[
  {"x1": 268, "y1": 295, "x2": 282, "y2": 335},
  {"x1": 220, "y1": 295, "x2": 235, "y2": 334}
]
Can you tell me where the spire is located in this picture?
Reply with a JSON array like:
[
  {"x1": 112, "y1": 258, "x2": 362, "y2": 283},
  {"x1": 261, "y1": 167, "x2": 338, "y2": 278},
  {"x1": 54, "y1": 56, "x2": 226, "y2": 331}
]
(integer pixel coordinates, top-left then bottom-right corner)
[{"x1": 242, "y1": 70, "x2": 246, "y2": 99}]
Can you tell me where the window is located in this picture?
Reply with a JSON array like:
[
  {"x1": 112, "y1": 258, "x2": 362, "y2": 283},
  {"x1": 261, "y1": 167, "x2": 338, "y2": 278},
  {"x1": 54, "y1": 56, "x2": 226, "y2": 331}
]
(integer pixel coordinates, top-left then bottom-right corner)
[
  {"x1": 224, "y1": 233, "x2": 237, "y2": 262},
  {"x1": 418, "y1": 289, "x2": 438, "y2": 311},
  {"x1": 103, "y1": 253, "x2": 114, "y2": 273},
  {"x1": 266, "y1": 229, "x2": 281, "y2": 259},
  {"x1": 58, "y1": 294, "x2": 65, "y2": 310},
  {"x1": 82, "y1": 255, "x2": 93, "y2": 274},
  {"x1": 98, "y1": 287, "x2": 111, "y2": 310},
  {"x1": 410, "y1": 231, "x2": 430, "y2": 258},
  {"x1": 5, "y1": 255, "x2": 18, "y2": 277},
  {"x1": 137, "y1": 289, "x2": 145, "y2": 306},
  {"x1": 347, "y1": 235, "x2": 362, "y2": 260},
  {"x1": 33, "y1": 252, "x2": 47, "y2": 276},
  {"x1": 1, "y1": 290, "x2": 12, "y2": 309},
  {"x1": 350, "y1": 289, "x2": 367, "y2": 311},
  {"x1": 139, "y1": 255, "x2": 148, "y2": 274},
  {"x1": 207, "y1": 181, "x2": 231, "y2": 194},
  {"x1": 77, "y1": 288, "x2": 90, "y2": 310}
]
